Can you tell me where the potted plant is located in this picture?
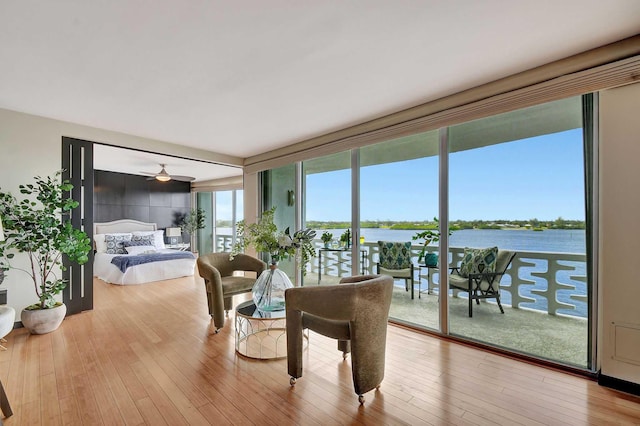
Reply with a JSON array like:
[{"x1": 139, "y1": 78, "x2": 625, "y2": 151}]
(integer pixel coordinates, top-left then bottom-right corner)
[
  {"x1": 230, "y1": 206, "x2": 316, "y2": 311},
  {"x1": 412, "y1": 217, "x2": 453, "y2": 267},
  {"x1": 320, "y1": 231, "x2": 333, "y2": 248},
  {"x1": 339, "y1": 228, "x2": 351, "y2": 249},
  {"x1": 180, "y1": 208, "x2": 206, "y2": 254},
  {"x1": 0, "y1": 171, "x2": 91, "y2": 334}
]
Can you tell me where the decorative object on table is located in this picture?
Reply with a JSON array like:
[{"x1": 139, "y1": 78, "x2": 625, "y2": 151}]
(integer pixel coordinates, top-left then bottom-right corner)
[
  {"x1": 250, "y1": 261, "x2": 294, "y2": 311},
  {"x1": 231, "y1": 206, "x2": 316, "y2": 311},
  {"x1": 180, "y1": 208, "x2": 206, "y2": 254},
  {"x1": 321, "y1": 231, "x2": 333, "y2": 249},
  {"x1": 0, "y1": 171, "x2": 91, "y2": 334},
  {"x1": 165, "y1": 227, "x2": 182, "y2": 244},
  {"x1": 339, "y1": 228, "x2": 351, "y2": 249},
  {"x1": 412, "y1": 217, "x2": 453, "y2": 267}
]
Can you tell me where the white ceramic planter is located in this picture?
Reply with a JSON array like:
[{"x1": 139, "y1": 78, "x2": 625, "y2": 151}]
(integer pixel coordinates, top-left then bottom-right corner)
[{"x1": 21, "y1": 303, "x2": 66, "y2": 334}]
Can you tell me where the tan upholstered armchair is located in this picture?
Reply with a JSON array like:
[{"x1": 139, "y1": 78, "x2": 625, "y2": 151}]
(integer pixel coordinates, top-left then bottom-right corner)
[
  {"x1": 285, "y1": 274, "x2": 394, "y2": 404},
  {"x1": 197, "y1": 253, "x2": 267, "y2": 332}
]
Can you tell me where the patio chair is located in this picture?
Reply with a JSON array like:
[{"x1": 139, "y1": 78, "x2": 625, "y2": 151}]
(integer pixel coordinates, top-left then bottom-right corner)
[
  {"x1": 449, "y1": 248, "x2": 516, "y2": 317},
  {"x1": 285, "y1": 274, "x2": 394, "y2": 404},
  {"x1": 197, "y1": 253, "x2": 267, "y2": 332},
  {"x1": 376, "y1": 241, "x2": 417, "y2": 298}
]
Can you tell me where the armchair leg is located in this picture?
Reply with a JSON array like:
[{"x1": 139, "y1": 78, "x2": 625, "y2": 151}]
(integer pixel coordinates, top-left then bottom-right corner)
[
  {"x1": 497, "y1": 296, "x2": 505, "y2": 314},
  {"x1": 358, "y1": 395, "x2": 365, "y2": 404},
  {"x1": 469, "y1": 296, "x2": 473, "y2": 318}
]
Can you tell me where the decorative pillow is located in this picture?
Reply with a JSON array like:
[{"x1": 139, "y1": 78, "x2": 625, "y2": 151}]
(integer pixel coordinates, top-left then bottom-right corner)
[
  {"x1": 132, "y1": 230, "x2": 165, "y2": 250},
  {"x1": 104, "y1": 233, "x2": 133, "y2": 254},
  {"x1": 125, "y1": 245, "x2": 157, "y2": 255},
  {"x1": 459, "y1": 246, "x2": 498, "y2": 278},
  {"x1": 131, "y1": 234, "x2": 155, "y2": 247},
  {"x1": 378, "y1": 241, "x2": 412, "y2": 269},
  {"x1": 122, "y1": 240, "x2": 153, "y2": 247},
  {"x1": 93, "y1": 233, "x2": 108, "y2": 253}
]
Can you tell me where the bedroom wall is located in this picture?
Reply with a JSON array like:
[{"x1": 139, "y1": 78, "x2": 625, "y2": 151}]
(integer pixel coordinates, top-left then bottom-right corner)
[
  {"x1": 0, "y1": 107, "x2": 232, "y2": 318},
  {"x1": 94, "y1": 170, "x2": 190, "y2": 231}
]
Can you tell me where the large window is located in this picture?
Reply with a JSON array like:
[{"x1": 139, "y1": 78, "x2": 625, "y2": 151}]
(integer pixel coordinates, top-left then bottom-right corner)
[
  {"x1": 196, "y1": 189, "x2": 243, "y2": 254},
  {"x1": 359, "y1": 130, "x2": 440, "y2": 330},
  {"x1": 447, "y1": 96, "x2": 589, "y2": 367},
  {"x1": 260, "y1": 95, "x2": 594, "y2": 370},
  {"x1": 303, "y1": 152, "x2": 352, "y2": 286}
]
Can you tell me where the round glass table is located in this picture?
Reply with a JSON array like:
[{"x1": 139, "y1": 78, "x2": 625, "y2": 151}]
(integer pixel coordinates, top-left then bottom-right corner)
[{"x1": 234, "y1": 300, "x2": 298, "y2": 360}]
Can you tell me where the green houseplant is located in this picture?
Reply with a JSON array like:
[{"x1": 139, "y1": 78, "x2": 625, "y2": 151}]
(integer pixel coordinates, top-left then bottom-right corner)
[
  {"x1": 0, "y1": 171, "x2": 91, "y2": 334},
  {"x1": 412, "y1": 217, "x2": 453, "y2": 267},
  {"x1": 339, "y1": 228, "x2": 351, "y2": 249},
  {"x1": 320, "y1": 231, "x2": 333, "y2": 248},
  {"x1": 180, "y1": 208, "x2": 206, "y2": 253}
]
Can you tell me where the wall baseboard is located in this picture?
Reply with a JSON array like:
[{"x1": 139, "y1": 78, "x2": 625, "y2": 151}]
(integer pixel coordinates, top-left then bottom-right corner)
[{"x1": 598, "y1": 373, "x2": 640, "y2": 397}]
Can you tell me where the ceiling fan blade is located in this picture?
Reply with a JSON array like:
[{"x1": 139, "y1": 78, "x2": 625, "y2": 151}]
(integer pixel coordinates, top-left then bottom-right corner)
[{"x1": 170, "y1": 175, "x2": 196, "y2": 182}]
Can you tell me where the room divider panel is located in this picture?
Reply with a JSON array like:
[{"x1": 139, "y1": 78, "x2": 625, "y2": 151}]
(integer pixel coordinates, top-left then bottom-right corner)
[{"x1": 62, "y1": 136, "x2": 94, "y2": 315}]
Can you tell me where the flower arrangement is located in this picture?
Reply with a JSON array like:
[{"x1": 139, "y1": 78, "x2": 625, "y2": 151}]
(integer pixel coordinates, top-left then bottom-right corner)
[{"x1": 231, "y1": 207, "x2": 316, "y2": 273}]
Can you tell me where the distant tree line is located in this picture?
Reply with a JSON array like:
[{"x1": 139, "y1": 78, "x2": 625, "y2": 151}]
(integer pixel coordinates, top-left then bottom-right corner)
[{"x1": 306, "y1": 217, "x2": 584, "y2": 231}]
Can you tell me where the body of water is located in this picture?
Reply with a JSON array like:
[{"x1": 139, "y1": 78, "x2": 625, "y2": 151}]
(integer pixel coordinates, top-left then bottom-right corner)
[{"x1": 355, "y1": 228, "x2": 586, "y2": 254}]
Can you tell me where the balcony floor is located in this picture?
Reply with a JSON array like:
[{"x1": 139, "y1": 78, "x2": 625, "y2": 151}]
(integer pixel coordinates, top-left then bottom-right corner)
[{"x1": 306, "y1": 273, "x2": 589, "y2": 368}]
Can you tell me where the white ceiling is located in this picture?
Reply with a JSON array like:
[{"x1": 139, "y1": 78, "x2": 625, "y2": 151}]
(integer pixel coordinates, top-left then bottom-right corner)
[
  {"x1": 1, "y1": 1, "x2": 639, "y2": 179},
  {"x1": 92, "y1": 144, "x2": 242, "y2": 183}
]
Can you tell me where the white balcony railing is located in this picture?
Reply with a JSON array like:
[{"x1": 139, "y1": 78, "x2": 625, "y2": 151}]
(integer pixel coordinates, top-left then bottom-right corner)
[
  {"x1": 310, "y1": 241, "x2": 588, "y2": 318},
  {"x1": 214, "y1": 235, "x2": 588, "y2": 318}
]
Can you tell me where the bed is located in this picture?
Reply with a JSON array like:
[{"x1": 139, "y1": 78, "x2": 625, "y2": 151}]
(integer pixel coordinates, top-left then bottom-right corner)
[{"x1": 93, "y1": 219, "x2": 197, "y2": 285}]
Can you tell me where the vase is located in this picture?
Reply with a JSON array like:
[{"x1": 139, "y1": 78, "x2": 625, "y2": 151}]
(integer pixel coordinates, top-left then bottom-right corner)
[
  {"x1": 424, "y1": 253, "x2": 438, "y2": 267},
  {"x1": 21, "y1": 302, "x2": 66, "y2": 334},
  {"x1": 252, "y1": 260, "x2": 293, "y2": 311}
]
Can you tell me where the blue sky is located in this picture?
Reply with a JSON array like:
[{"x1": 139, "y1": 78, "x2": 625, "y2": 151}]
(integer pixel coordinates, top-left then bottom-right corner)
[{"x1": 305, "y1": 129, "x2": 585, "y2": 222}]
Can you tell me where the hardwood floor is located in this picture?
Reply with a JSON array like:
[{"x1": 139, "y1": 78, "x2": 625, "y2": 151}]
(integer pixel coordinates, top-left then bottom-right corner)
[{"x1": 1, "y1": 275, "x2": 639, "y2": 425}]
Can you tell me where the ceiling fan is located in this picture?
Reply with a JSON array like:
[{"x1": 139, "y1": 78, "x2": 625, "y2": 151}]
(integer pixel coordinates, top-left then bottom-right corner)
[{"x1": 141, "y1": 164, "x2": 195, "y2": 182}]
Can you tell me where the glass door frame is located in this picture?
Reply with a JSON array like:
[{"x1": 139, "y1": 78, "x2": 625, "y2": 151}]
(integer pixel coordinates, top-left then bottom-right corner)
[{"x1": 263, "y1": 95, "x2": 598, "y2": 372}]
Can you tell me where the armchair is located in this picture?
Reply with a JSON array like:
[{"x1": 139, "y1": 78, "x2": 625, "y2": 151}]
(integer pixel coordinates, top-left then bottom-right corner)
[
  {"x1": 376, "y1": 241, "x2": 416, "y2": 298},
  {"x1": 285, "y1": 274, "x2": 394, "y2": 404},
  {"x1": 449, "y1": 248, "x2": 516, "y2": 317},
  {"x1": 197, "y1": 253, "x2": 267, "y2": 332}
]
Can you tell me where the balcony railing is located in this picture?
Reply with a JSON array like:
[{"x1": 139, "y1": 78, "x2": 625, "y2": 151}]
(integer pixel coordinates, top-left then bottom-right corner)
[
  {"x1": 311, "y1": 241, "x2": 588, "y2": 318},
  {"x1": 214, "y1": 235, "x2": 588, "y2": 318}
]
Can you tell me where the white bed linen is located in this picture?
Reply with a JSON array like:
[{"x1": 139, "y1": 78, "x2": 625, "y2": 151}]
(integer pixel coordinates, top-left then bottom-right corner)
[{"x1": 94, "y1": 249, "x2": 196, "y2": 285}]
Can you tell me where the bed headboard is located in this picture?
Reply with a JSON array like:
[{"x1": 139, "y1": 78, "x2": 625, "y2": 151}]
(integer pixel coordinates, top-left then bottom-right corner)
[{"x1": 94, "y1": 219, "x2": 158, "y2": 235}]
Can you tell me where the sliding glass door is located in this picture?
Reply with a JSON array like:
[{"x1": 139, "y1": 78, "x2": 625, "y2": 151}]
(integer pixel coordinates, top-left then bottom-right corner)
[
  {"x1": 196, "y1": 189, "x2": 243, "y2": 254},
  {"x1": 262, "y1": 164, "x2": 296, "y2": 279},
  {"x1": 303, "y1": 152, "x2": 352, "y2": 286},
  {"x1": 447, "y1": 96, "x2": 589, "y2": 367},
  {"x1": 259, "y1": 94, "x2": 594, "y2": 370},
  {"x1": 359, "y1": 130, "x2": 440, "y2": 330}
]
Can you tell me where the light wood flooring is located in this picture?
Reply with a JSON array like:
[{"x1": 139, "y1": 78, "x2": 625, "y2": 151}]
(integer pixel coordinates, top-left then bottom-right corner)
[{"x1": 1, "y1": 275, "x2": 639, "y2": 425}]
